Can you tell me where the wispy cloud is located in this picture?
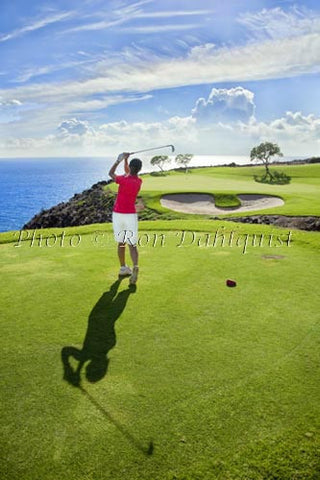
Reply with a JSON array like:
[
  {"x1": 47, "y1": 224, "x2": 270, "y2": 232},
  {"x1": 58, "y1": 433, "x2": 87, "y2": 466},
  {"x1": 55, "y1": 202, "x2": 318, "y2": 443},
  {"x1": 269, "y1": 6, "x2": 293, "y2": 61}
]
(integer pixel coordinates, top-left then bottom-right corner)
[
  {"x1": 62, "y1": 0, "x2": 152, "y2": 34},
  {"x1": 13, "y1": 56, "x2": 101, "y2": 83},
  {"x1": 1, "y1": 22, "x2": 320, "y2": 109},
  {"x1": 69, "y1": 93, "x2": 152, "y2": 114},
  {"x1": 120, "y1": 24, "x2": 202, "y2": 34},
  {"x1": 113, "y1": 0, "x2": 154, "y2": 15},
  {"x1": 0, "y1": 11, "x2": 75, "y2": 42},
  {"x1": 62, "y1": 4, "x2": 211, "y2": 35},
  {"x1": 238, "y1": 6, "x2": 320, "y2": 40},
  {"x1": 0, "y1": 98, "x2": 22, "y2": 106},
  {"x1": 63, "y1": 17, "x2": 127, "y2": 33},
  {"x1": 134, "y1": 9, "x2": 214, "y2": 19},
  {"x1": 1, "y1": 3, "x2": 319, "y2": 157}
]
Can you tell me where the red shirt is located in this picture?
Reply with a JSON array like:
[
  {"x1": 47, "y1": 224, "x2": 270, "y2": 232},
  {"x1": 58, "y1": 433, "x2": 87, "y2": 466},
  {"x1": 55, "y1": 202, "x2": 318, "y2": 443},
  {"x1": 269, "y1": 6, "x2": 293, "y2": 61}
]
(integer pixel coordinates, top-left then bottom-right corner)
[{"x1": 113, "y1": 175, "x2": 142, "y2": 213}]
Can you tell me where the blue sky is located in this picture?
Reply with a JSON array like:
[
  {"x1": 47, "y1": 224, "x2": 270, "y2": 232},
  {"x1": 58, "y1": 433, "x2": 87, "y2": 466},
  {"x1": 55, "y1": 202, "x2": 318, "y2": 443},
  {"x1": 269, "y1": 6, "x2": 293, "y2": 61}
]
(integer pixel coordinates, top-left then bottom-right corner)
[{"x1": 0, "y1": 0, "x2": 319, "y2": 157}]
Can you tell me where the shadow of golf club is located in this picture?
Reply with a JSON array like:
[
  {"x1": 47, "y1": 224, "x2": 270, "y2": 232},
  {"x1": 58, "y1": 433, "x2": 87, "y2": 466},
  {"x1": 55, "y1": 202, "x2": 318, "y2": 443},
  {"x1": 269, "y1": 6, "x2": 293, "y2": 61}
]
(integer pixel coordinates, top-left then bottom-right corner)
[
  {"x1": 79, "y1": 385, "x2": 154, "y2": 456},
  {"x1": 61, "y1": 278, "x2": 136, "y2": 386}
]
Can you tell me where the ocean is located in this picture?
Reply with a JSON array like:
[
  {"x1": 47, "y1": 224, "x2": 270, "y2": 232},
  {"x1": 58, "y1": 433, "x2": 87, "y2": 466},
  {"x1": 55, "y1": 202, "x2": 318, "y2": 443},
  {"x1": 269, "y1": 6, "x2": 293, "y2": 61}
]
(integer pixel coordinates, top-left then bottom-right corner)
[{"x1": 0, "y1": 155, "x2": 298, "y2": 232}]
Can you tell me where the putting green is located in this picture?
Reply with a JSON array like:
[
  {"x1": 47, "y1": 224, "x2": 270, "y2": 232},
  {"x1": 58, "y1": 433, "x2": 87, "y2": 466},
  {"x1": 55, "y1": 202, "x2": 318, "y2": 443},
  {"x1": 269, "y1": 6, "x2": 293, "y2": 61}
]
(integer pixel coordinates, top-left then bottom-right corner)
[{"x1": 134, "y1": 164, "x2": 320, "y2": 217}]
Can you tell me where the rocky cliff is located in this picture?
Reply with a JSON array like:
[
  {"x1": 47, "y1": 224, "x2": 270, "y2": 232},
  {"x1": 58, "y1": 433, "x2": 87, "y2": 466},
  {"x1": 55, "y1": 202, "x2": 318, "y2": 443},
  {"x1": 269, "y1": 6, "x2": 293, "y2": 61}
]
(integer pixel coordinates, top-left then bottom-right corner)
[
  {"x1": 221, "y1": 215, "x2": 320, "y2": 231},
  {"x1": 23, "y1": 181, "x2": 115, "y2": 229}
]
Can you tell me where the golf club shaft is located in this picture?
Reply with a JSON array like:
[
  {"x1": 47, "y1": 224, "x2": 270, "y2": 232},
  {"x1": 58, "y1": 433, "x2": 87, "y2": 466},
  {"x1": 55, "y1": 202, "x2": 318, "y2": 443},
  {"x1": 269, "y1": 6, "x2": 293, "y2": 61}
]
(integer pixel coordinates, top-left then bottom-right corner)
[{"x1": 130, "y1": 144, "x2": 174, "y2": 155}]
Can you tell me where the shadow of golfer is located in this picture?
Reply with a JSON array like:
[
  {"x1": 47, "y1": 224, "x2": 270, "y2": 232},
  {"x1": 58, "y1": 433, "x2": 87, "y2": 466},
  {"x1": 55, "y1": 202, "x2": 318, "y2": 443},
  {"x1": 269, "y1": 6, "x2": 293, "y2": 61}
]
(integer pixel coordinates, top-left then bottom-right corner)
[{"x1": 61, "y1": 278, "x2": 136, "y2": 387}]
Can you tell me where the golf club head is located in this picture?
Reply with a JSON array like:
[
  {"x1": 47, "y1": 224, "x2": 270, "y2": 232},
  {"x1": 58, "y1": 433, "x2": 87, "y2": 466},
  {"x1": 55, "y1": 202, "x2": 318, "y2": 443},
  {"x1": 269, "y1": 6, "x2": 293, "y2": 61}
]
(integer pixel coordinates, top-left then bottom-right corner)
[{"x1": 171, "y1": 145, "x2": 175, "y2": 153}]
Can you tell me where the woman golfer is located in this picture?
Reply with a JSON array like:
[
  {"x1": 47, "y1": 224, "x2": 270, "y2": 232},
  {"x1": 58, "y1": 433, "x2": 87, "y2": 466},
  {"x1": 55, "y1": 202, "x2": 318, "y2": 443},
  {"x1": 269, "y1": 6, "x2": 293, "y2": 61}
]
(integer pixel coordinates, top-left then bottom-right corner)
[{"x1": 109, "y1": 153, "x2": 142, "y2": 284}]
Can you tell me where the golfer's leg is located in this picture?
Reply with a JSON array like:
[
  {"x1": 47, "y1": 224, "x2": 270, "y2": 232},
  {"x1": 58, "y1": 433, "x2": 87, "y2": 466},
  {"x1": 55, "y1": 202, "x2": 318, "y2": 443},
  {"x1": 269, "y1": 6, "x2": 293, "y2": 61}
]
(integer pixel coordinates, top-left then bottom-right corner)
[
  {"x1": 113, "y1": 212, "x2": 126, "y2": 267},
  {"x1": 126, "y1": 214, "x2": 139, "y2": 284},
  {"x1": 125, "y1": 214, "x2": 138, "y2": 261},
  {"x1": 128, "y1": 244, "x2": 138, "y2": 266},
  {"x1": 128, "y1": 244, "x2": 139, "y2": 284},
  {"x1": 118, "y1": 242, "x2": 126, "y2": 266}
]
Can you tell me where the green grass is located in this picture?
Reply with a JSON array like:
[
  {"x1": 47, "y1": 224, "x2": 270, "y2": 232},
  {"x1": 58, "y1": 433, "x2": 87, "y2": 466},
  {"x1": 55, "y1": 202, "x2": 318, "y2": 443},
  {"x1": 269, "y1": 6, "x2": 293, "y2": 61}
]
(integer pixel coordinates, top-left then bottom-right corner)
[
  {"x1": 214, "y1": 193, "x2": 240, "y2": 208},
  {"x1": 1, "y1": 219, "x2": 320, "y2": 480},
  {"x1": 108, "y1": 164, "x2": 320, "y2": 217}
]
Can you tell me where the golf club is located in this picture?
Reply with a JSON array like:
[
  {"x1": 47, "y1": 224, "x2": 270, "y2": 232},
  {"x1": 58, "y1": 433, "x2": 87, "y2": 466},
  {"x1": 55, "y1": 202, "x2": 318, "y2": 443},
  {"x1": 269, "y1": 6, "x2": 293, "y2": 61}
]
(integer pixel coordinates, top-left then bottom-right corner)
[{"x1": 129, "y1": 144, "x2": 175, "y2": 155}]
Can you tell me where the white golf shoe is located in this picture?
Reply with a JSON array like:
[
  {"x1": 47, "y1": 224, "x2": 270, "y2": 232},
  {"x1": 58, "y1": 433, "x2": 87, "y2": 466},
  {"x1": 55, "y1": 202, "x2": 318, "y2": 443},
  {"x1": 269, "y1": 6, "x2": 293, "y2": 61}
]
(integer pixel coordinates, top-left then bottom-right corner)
[
  {"x1": 129, "y1": 266, "x2": 139, "y2": 285},
  {"x1": 119, "y1": 265, "x2": 132, "y2": 276}
]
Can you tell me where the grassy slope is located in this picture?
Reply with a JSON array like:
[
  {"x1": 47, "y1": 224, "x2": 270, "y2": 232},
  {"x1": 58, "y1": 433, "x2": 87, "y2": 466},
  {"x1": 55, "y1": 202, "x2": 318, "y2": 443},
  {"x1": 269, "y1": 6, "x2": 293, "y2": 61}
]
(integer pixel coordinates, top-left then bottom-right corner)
[
  {"x1": 1, "y1": 220, "x2": 320, "y2": 480},
  {"x1": 113, "y1": 164, "x2": 320, "y2": 218}
]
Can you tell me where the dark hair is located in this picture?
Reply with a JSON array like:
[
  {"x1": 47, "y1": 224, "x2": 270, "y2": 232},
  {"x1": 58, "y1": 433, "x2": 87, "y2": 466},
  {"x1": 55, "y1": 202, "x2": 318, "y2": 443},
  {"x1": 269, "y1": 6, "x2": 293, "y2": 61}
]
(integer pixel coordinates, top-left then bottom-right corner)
[{"x1": 129, "y1": 158, "x2": 142, "y2": 175}]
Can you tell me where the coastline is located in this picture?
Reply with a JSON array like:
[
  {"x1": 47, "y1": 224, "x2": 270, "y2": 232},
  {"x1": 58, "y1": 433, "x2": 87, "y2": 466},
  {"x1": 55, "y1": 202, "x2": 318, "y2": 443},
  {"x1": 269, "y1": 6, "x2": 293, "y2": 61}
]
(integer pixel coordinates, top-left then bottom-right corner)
[{"x1": 0, "y1": 156, "x2": 319, "y2": 233}]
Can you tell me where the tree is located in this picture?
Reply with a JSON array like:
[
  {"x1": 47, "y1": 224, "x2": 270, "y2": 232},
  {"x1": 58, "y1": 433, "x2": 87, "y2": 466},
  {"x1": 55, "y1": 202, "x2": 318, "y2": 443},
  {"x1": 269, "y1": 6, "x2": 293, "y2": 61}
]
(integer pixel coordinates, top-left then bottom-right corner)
[
  {"x1": 150, "y1": 155, "x2": 170, "y2": 173},
  {"x1": 250, "y1": 142, "x2": 283, "y2": 180},
  {"x1": 175, "y1": 153, "x2": 193, "y2": 173}
]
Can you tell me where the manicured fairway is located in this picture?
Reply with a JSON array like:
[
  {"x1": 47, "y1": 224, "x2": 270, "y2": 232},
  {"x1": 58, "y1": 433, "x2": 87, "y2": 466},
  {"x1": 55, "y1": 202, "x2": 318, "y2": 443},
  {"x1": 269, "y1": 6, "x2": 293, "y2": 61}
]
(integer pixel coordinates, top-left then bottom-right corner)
[
  {"x1": 119, "y1": 163, "x2": 320, "y2": 217},
  {"x1": 1, "y1": 220, "x2": 319, "y2": 480}
]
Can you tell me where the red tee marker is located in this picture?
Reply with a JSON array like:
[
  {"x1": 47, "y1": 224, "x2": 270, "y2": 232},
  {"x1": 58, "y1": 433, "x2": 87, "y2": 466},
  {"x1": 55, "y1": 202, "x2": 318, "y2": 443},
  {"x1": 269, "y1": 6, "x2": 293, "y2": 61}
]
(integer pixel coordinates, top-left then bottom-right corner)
[{"x1": 226, "y1": 279, "x2": 237, "y2": 287}]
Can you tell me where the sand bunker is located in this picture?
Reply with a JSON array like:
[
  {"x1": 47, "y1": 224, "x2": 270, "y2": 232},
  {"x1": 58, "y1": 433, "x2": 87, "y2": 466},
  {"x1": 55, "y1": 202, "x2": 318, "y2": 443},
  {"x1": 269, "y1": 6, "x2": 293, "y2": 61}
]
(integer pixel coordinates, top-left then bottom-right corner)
[{"x1": 160, "y1": 193, "x2": 284, "y2": 215}]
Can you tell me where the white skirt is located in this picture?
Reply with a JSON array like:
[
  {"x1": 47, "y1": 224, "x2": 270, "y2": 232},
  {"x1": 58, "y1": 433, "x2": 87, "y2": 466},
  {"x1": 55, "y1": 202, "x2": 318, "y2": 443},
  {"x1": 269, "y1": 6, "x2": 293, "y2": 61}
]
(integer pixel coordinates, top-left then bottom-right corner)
[{"x1": 112, "y1": 212, "x2": 138, "y2": 245}]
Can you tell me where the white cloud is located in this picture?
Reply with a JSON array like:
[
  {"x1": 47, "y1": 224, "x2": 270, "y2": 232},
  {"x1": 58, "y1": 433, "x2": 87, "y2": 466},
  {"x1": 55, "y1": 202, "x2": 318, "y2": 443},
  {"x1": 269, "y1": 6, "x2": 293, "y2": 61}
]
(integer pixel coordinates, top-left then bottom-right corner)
[
  {"x1": 0, "y1": 98, "x2": 22, "y2": 106},
  {"x1": 276, "y1": 111, "x2": 320, "y2": 128},
  {"x1": 188, "y1": 88, "x2": 320, "y2": 154},
  {"x1": 238, "y1": 6, "x2": 320, "y2": 41},
  {"x1": 187, "y1": 43, "x2": 217, "y2": 60},
  {"x1": 247, "y1": 111, "x2": 320, "y2": 144},
  {"x1": 13, "y1": 57, "x2": 97, "y2": 83},
  {"x1": 0, "y1": 11, "x2": 75, "y2": 42},
  {"x1": 1, "y1": 109, "x2": 319, "y2": 158},
  {"x1": 1, "y1": 7, "x2": 319, "y2": 157},
  {"x1": 113, "y1": 0, "x2": 153, "y2": 17},
  {"x1": 120, "y1": 24, "x2": 201, "y2": 34},
  {"x1": 136, "y1": 10, "x2": 214, "y2": 19},
  {"x1": 208, "y1": 111, "x2": 318, "y2": 158},
  {"x1": 62, "y1": 0, "x2": 152, "y2": 34},
  {"x1": 96, "y1": 116, "x2": 197, "y2": 152},
  {"x1": 63, "y1": 3, "x2": 212, "y2": 35},
  {"x1": 69, "y1": 93, "x2": 152, "y2": 114},
  {"x1": 57, "y1": 118, "x2": 91, "y2": 137},
  {"x1": 1, "y1": 23, "x2": 319, "y2": 111},
  {"x1": 0, "y1": 98, "x2": 23, "y2": 124},
  {"x1": 63, "y1": 17, "x2": 127, "y2": 34},
  {"x1": 0, "y1": 92, "x2": 152, "y2": 139},
  {"x1": 192, "y1": 87, "x2": 255, "y2": 123},
  {"x1": 0, "y1": 116, "x2": 197, "y2": 157}
]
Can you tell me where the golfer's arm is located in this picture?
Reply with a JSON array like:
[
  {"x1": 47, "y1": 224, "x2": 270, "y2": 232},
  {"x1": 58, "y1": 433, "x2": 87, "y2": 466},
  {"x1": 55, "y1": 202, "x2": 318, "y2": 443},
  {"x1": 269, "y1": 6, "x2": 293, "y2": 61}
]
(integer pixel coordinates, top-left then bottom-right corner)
[
  {"x1": 108, "y1": 159, "x2": 121, "y2": 180},
  {"x1": 124, "y1": 158, "x2": 130, "y2": 175}
]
